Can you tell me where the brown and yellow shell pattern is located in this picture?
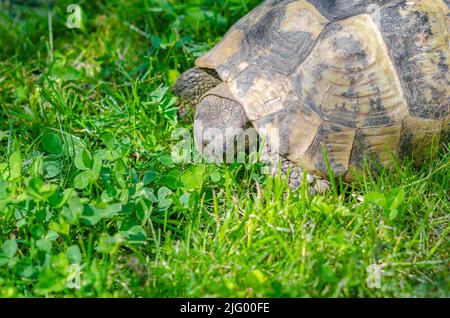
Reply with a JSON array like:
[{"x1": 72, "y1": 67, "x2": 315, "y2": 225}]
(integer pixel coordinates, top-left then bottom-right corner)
[{"x1": 196, "y1": 0, "x2": 450, "y2": 181}]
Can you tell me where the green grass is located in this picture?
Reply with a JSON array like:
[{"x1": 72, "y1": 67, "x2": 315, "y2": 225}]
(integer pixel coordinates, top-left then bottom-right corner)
[{"x1": 0, "y1": 0, "x2": 449, "y2": 298}]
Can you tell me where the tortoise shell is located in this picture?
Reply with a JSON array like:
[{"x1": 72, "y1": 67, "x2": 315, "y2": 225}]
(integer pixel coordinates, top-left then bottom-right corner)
[{"x1": 196, "y1": 0, "x2": 449, "y2": 180}]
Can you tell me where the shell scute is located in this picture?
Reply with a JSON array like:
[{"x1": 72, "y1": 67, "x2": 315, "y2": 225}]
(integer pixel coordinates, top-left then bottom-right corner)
[
  {"x1": 194, "y1": 0, "x2": 449, "y2": 180},
  {"x1": 292, "y1": 14, "x2": 409, "y2": 128},
  {"x1": 377, "y1": 0, "x2": 449, "y2": 120},
  {"x1": 196, "y1": 0, "x2": 329, "y2": 80}
]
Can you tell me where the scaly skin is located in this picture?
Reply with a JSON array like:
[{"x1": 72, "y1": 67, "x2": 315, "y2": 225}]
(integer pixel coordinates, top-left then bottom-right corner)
[
  {"x1": 172, "y1": 67, "x2": 222, "y2": 117},
  {"x1": 262, "y1": 143, "x2": 330, "y2": 194}
]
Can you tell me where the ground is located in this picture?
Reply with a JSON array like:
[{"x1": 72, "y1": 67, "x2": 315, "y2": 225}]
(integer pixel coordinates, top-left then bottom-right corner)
[{"x1": 0, "y1": 0, "x2": 448, "y2": 297}]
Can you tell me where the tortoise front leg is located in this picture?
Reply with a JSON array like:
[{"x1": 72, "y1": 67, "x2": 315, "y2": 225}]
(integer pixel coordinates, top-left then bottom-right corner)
[
  {"x1": 262, "y1": 144, "x2": 331, "y2": 194},
  {"x1": 194, "y1": 83, "x2": 250, "y2": 162}
]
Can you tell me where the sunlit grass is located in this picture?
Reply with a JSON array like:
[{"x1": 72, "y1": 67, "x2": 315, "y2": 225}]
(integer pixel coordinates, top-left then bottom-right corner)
[{"x1": 0, "y1": 0, "x2": 448, "y2": 297}]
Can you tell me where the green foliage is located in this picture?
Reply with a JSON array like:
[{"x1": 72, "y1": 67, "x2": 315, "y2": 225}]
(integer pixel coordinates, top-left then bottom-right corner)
[
  {"x1": 365, "y1": 189, "x2": 406, "y2": 221},
  {"x1": 0, "y1": 0, "x2": 448, "y2": 298}
]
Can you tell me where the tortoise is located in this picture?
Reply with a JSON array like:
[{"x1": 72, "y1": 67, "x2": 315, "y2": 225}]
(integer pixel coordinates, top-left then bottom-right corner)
[{"x1": 173, "y1": 0, "x2": 449, "y2": 193}]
